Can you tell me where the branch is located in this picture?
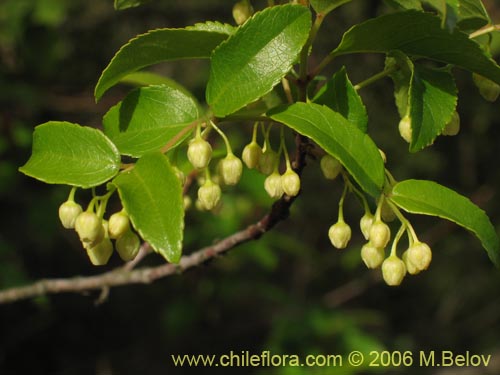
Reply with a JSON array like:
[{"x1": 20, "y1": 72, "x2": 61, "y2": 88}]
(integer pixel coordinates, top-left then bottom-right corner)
[
  {"x1": 0, "y1": 196, "x2": 297, "y2": 304},
  {"x1": 0, "y1": 135, "x2": 308, "y2": 305}
]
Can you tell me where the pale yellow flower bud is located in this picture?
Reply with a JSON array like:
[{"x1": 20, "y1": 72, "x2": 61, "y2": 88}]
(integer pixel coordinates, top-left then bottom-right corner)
[
  {"x1": 258, "y1": 148, "x2": 278, "y2": 175},
  {"x1": 232, "y1": 0, "x2": 253, "y2": 25},
  {"x1": 58, "y1": 200, "x2": 83, "y2": 229},
  {"x1": 86, "y1": 237, "x2": 113, "y2": 266},
  {"x1": 361, "y1": 242, "x2": 385, "y2": 269},
  {"x1": 219, "y1": 154, "x2": 243, "y2": 185},
  {"x1": 264, "y1": 172, "x2": 283, "y2": 199},
  {"x1": 328, "y1": 221, "x2": 352, "y2": 249},
  {"x1": 75, "y1": 211, "x2": 104, "y2": 245},
  {"x1": 402, "y1": 250, "x2": 420, "y2": 275},
  {"x1": 198, "y1": 180, "x2": 221, "y2": 210},
  {"x1": 382, "y1": 255, "x2": 407, "y2": 286},
  {"x1": 187, "y1": 137, "x2": 212, "y2": 169},
  {"x1": 369, "y1": 220, "x2": 391, "y2": 249},
  {"x1": 359, "y1": 212, "x2": 374, "y2": 240},
  {"x1": 242, "y1": 141, "x2": 262, "y2": 169},
  {"x1": 406, "y1": 241, "x2": 432, "y2": 272},
  {"x1": 281, "y1": 169, "x2": 300, "y2": 197},
  {"x1": 116, "y1": 230, "x2": 141, "y2": 261},
  {"x1": 398, "y1": 115, "x2": 412, "y2": 143},
  {"x1": 108, "y1": 211, "x2": 130, "y2": 239},
  {"x1": 320, "y1": 154, "x2": 342, "y2": 180}
]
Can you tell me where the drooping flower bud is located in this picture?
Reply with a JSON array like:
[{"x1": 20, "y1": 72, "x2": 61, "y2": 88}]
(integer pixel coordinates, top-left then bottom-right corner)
[
  {"x1": 258, "y1": 148, "x2": 278, "y2": 175},
  {"x1": 108, "y1": 211, "x2": 130, "y2": 239},
  {"x1": 402, "y1": 250, "x2": 420, "y2": 275},
  {"x1": 116, "y1": 229, "x2": 141, "y2": 261},
  {"x1": 442, "y1": 111, "x2": 460, "y2": 136},
  {"x1": 198, "y1": 179, "x2": 221, "y2": 210},
  {"x1": 369, "y1": 220, "x2": 391, "y2": 249},
  {"x1": 187, "y1": 137, "x2": 212, "y2": 169},
  {"x1": 281, "y1": 169, "x2": 301, "y2": 197},
  {"x1": 381, "y1": 200, "x2": 396, "y2": 222},
  {"x1": 361, "y1": 243, "x2": 385, "y2": 269},
  {"x1": 219, "y1": 154, "x2": 243, "y2": 186},
  {"x1": 232, "y1": 0, "x2": 253, "y2": 25},
  {"x1": 398, "y1": 115, "x2": 412, "y2": 143},
  {"x1": 406, "y1": 241, "x2": 432, "y2": 272},
  {"x1": 328, "y1": 221, "x2": 352, "y2": 249},
  {"x1": 75, "y1": 211, "x2": 104, "y2": 245},
  {"x1": 58, "y1": 200, "x2": 83, "y2": 229},
  {"x1": 359, "y1": 212, "x2": 374, "y2": 240},
  {"x1": 320, "y1": 154, "x2": 342, "y2": 180},
  {"x1": 86, "y1": 237, "x2": 113, "y2": 266},
  {"x1": 264, "y1": 172, "x2": 283, "y2": 199},
  {"x1": 242, "y1": 141, "x2": 262, "y2": 169},
  {"x1": 382, "y1": 255, "x2": 407, "y2": 286},
  {"x1": 473, "y1": 73, "x2": 500, "y2": 102}
]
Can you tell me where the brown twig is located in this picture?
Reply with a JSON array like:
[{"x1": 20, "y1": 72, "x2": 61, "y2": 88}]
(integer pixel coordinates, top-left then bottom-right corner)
[
  {"x1": 0, "y1": 197, "x2": 294, "y2": 304},
  {"x1": 0, "y1": 134, "x2": 308, "y2": 305}
]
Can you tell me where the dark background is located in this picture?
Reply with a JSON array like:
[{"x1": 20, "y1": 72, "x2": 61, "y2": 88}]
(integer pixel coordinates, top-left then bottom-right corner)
[{"x1": 1, "y1": 1, "x2": 500, "y2": 374}]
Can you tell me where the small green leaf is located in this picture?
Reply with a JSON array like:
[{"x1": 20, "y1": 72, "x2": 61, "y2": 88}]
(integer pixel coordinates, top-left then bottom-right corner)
[
  {"x1": 206, "y1": 4, "x2": 311, "y2": 117},
  {"x1": 313, "y1": 66, "x2": 368, "y2": 132},
  {"x1": 103, "y1": 85, "x2": 198, "y2": 157},
  {"x1": 332, "y1": 10, "x2": 500, "y2": 84},
  {"x1": 268, "y1": 103, "x2": 384, "y2": 197},
  {"x1": 407, "y1": 65, "x2": 457, "y2": 152},
  {"x1": 310, "y1": 0, "x2": 352, "y2": 15},
  {"x1": 114, "y1": 0, "x2": 150, "y2": 10},
  {"x1": 95, "y1": 25, "x2": 232, "y2": 100},
  {"x1": 19, "y1": 122, "x2": 120, "y2": 188},
  {"x1": 113, "y1": 152, "x2": 184, "y2": 263},
  {"x1": 390, "y1": 179, "x2": 500, "y2": 267}
]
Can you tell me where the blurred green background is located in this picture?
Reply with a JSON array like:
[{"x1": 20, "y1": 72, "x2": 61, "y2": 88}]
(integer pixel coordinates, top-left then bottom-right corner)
[{"x1": 1, "y1": 1, "x2": 500, "y2": 374}]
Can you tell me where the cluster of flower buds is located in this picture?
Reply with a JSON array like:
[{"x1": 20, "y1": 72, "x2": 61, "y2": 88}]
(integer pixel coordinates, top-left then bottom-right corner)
[
  {"x1": 186, "y1": 122, "x2": 303, "y2": 209},
  {"x1": 186, "y1": 122, "x2": 249, "y2": 211},
  {"x1": 59, "y1": 198, "x2": 140, "y2": 266},
  {"x1": 326, "y1": 188, "x2": 433, "y2": 286}
]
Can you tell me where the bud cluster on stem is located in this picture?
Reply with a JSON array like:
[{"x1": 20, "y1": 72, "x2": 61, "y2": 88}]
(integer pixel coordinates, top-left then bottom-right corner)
[{"x1": 58, "y1": 188, "x2": 141, "y2": 266}]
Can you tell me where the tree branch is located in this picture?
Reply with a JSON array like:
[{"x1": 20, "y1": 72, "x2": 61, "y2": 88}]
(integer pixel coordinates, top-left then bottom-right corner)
[{"x1": 0, "y1": 134, "x2": 308, "y2": 305}]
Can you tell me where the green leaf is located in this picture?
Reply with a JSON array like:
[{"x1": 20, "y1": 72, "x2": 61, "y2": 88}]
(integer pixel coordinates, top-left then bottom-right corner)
[
  {"x1": 112, "y1": 152, "x2": 184, "y2": 263},
  {"x1": 19, "y1": 121, "x2": 120, "y2": 188},
  {"x1": 268, "y1": 103, "x2": 384, "y2": 197},
  {"x1": 206, "y1": 4, "x2": 311, "y2": 118},
  {"x1": 95, "y1": 25, "x2": 232, "y2": 101},
  {"x1": 187, "y1": 21, "x2": 236, "y2": 35},
  {"x1": 332, "y1": 10, "x2": 500, "y2": 84},
  {"x1": 114, "y1": 0, "x2": 150, "y2": 10},
  {"x1": 390, "y1": 179, "x2": 500, "y2": 267},
  {"x1": 407, "y1": 65, "x2": 457, "y2": 152},
  {"x1": 103, "y1": 85, "x2": 198, "y2": 157},
  {"x1": 312, "y1": 66, "x2": 368, "y2": 132},
  {"x1": 457, "y1": 0, "x2": 490, "y2": 31},
  {"x1": 310, "y1": 0, "x2": 352, "y2": 15},
  {"x1": 384, "y1": 0, "x2": 423, "y2": 10}
]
